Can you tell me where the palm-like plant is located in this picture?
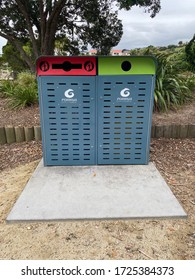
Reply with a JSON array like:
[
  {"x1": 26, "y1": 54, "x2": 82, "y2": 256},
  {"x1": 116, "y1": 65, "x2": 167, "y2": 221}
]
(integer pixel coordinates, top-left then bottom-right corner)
[
  {"x1": 0, "y1": 71, "x2": 38, "y2": 109},
  {"x1": 154, "y1": 53, "x2": 192, "y2": 111},
  {"x1": 7, "y1": 84, "x2": 38, "y2": 109},
  {"x1": 0, "y1": 80, "x2": 15, "y2": 98}
]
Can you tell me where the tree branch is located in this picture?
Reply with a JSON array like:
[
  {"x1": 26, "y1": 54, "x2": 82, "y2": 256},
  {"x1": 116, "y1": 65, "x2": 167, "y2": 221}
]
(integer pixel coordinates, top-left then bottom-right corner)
[
  {"x1": 47, "y1": 0, "x2": 67, "y2": 25},
  {"x1": 0, "y1": 30, "x2": 35, "y2": 72},
  {"x1": 43, "y1": 0, "x2": 67, "y2": 54},
  {"x1": 15, "y1": 0, "x2": 39, "y2": 57},
  {"x1": 38, "y1": 0, "x2": 46, "y2": 52}
]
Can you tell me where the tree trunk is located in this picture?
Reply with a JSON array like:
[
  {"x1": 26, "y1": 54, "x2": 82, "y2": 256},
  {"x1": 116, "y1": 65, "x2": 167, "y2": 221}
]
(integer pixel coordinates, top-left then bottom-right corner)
[
  {"x1": 13, "y1": 40, "x2": 36, "y2": 72},
  {"x1": 15, "y1": 0, "x2": 39, "y2": 58},
  {"x1": 42, "y1": 0, "x2": 67, "y2": 55},
  {"x1": 0, "y1": 31, "x2": 36, "y2": 72}
]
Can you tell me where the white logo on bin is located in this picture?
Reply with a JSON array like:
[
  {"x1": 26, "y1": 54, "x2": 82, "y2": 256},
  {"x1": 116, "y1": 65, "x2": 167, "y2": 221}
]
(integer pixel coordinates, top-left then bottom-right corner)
[
  {"x1": 120, "y1": 88, "x2": 130, "y2": 97},
  {"x1": 117, "y1": 87, "x2": 132, "y2": 102},
  {"x1": 61, "y1": 88, "x2": 77, "y2": 103},
  {"x1": 64, "y1": 89, "x2": 74, "y2": 98}
]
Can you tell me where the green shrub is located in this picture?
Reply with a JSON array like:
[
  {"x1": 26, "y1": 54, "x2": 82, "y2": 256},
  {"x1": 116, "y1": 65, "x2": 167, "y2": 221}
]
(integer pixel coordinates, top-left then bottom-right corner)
[
  {"x1": 7, "y1": 84, "x2": 38, "y2": 109},
  {"x1": 185, "y1": 74, "x2": 195, "y2": 92},
  {"x1": 0, "y1": 71, "x2": 38, "y2": 109},
  {"x1": 0, "y1": 80, "x2": 15, "y2": 97},
  {"x1": 185, "y1": 34, "x2": 195, "y2": 72},
  {"x1": 16, "y1": 71, "x2": 37, "y2": 87},
  {"x1": 154, "y1": 53, "x2": 193, "y2": 111}
]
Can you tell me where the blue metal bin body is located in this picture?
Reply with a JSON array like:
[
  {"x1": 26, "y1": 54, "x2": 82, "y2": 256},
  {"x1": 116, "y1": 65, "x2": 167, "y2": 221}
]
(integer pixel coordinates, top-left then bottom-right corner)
[{"x1": 37, "y1": 56, "x2": 156, "y2": 166}]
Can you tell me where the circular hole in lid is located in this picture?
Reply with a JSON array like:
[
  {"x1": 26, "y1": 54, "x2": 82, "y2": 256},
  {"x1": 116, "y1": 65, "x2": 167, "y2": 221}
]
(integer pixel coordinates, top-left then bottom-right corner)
[{"x1": 121, "y1": 61, "x2": 131, "y2": 71}]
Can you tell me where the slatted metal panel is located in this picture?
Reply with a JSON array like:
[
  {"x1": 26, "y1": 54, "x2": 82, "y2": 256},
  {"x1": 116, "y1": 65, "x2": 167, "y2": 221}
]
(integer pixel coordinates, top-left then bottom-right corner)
[
  {"x1": 97, "y1": 75, "x2": 154, "y2": 165},
  {"x1": 39, "y1": 76, "x2": 96, "y2": 165}
]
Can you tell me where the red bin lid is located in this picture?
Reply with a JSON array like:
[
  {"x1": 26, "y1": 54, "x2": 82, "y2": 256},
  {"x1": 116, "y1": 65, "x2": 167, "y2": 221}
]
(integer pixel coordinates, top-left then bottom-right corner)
[{"x1": 36, "y1": 56, "x2": 97, "y2": 76}]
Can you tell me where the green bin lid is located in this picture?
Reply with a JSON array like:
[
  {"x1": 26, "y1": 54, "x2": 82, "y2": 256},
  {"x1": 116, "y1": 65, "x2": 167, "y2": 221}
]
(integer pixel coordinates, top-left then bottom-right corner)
[{"x1": 98, "y1": 56, "x2": 156, "y2": 75}]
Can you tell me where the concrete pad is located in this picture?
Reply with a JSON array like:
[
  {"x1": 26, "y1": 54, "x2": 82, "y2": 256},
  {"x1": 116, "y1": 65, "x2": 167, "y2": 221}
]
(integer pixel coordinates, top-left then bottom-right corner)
[{"x1": 7, "y1": 160, "x2": 187, "y2": 222}]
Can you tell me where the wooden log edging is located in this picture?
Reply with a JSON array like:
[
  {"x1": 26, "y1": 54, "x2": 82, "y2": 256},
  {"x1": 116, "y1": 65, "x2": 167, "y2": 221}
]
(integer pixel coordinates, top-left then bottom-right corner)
[
  {"x1": 0, "y1": 124, "x2": 195, "y2": 145},
  {"x1": 0, "y1": 127, "x2": 6, "y2": 144},
  {"x1": 24, "y1": 127, "x2": 34, "y2": 142},
  {"x1": 152, "y1": 124, "x2": 195, "y2": 139},
  {"x1": 0, "y1": 125, "x2": 42, "y2": 145},
  {"x1": 15, "y1": 127, "x2": 25, "y2": 143},
  {"x1": 4, "y1": 126, "x2": 16, "y2": 144}
]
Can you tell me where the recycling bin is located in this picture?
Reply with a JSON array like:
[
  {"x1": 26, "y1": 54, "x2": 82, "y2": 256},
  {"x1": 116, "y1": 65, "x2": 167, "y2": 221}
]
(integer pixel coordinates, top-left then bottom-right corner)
[
  {"x1": 97, "y1": 56, "x2": 156, "y2": 165},
  {"x1": 37, "y1": 56, "x2": 156, "y2": 166}
]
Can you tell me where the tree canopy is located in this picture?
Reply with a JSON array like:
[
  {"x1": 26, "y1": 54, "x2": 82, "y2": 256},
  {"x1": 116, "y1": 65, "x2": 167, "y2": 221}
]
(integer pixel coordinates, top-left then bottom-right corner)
[
  {"x1": 0, "y1": 0, "x2": 161, "y2": 71},
  {"x1": 2, "y1": 42, "x2": 29, "y2": 72}
]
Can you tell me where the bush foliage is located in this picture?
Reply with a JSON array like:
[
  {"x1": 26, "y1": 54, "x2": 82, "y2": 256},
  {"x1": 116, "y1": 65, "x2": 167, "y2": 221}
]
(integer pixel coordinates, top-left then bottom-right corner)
[
  {"x1": 185, "y1": 34, "x2": 195, "y2": 72},
  {"x1": 154, "y1": 53, "x2": 193, "y2": 111},
  {"x1": 0, "y1": 71, "x2": 38, "y2": 109}
]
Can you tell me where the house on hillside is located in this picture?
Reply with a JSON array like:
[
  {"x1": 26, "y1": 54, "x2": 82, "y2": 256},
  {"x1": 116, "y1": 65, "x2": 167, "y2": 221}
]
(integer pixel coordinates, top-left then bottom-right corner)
[
  {"x1": 110, "y1": 49, "x2": 122, "y2": 56},
  {"x1": 122, "y1": 49, "x2": 130, "y2": 56},
  {"x1": 89, "y1": 49, "x2": 97, "y2": 55},
  {"x1": 88, "y1": 49, "x2": 130, "y2": 56}
]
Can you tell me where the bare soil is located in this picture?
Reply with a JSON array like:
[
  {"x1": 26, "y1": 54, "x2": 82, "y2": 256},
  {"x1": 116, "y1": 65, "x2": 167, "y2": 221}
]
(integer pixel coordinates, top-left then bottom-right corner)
[{"x1": 0, "y1": 97, "x2": 194, "y2": 260}]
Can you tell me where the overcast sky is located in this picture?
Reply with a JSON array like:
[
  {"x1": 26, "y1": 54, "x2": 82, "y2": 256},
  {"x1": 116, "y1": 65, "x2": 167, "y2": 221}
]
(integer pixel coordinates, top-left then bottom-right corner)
[
  {"x1": 0, "y1": 0, "x2": 195, "y2": 53},
  {"x1": 117, "y1": 0, "x2": 195, "y2": 49}
]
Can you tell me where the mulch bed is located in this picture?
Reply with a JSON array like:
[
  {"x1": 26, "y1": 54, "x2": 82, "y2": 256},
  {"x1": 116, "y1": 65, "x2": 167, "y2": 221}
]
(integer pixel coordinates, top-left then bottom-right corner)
[
  {"x1": 0, "y1": 141, "x2": 42, "y2": 171},
  {"x1": 0, "y1": 138, "x2": 194, "y2": 179},
  {"x1": 0, "y1": 98, "x2": 40, "y2": 127},
  {"x1": 150, "y1": 138, "x2": 195, "y2": 215}
]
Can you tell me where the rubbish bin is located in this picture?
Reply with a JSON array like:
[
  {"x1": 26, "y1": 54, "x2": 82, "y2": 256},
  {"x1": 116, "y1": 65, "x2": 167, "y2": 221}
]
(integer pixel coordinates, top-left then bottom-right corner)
[
  {"x1": 37, "y1": 56, "x2": 156, "y2": 166},
  {"x1": 97, "y1": 56, "x2": 156, "y2": 164},
  {"x1": 37, "y1": 56, "x2": 97, "y2": 166}
]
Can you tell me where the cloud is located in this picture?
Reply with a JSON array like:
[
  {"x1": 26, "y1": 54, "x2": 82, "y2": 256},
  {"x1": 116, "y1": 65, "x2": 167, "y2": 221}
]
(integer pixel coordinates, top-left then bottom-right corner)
[{"x1": 117, "y1": 0, "x2": 195, "y2": 49}]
